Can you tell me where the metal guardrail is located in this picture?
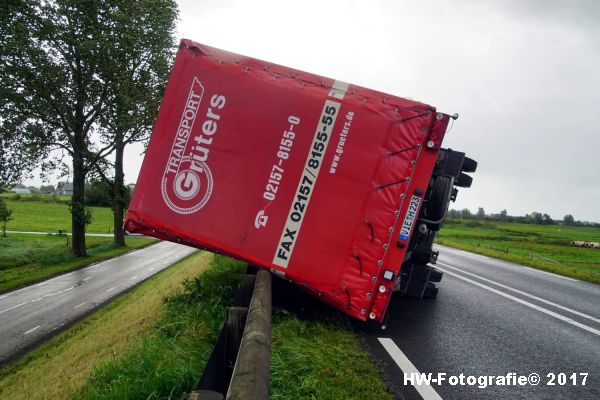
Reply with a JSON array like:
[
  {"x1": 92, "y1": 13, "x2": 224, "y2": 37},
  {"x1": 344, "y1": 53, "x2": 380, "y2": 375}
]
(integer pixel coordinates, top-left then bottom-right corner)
[{"x1": 181, "y1": 269, "x2": 272, "y2": 400}]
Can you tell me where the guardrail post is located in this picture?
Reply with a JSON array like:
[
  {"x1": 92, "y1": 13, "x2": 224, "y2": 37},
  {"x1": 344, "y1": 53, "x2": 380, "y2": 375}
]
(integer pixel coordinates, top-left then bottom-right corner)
[
  {"x1": 233, "y1": 274, "x2": 257, "y2": 307},
  {"x1": 225, "y1": 270, "x2": 271, "y2": 400}
]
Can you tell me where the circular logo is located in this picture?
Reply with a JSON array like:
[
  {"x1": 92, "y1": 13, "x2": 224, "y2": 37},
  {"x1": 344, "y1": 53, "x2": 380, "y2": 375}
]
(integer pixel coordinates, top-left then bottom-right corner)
[
  {"x1": 162, "y1": 163, "x2": 213, "y2": 214},
  {"x1": 174, "y1": 170, "x2": 200, "y2": 200}
]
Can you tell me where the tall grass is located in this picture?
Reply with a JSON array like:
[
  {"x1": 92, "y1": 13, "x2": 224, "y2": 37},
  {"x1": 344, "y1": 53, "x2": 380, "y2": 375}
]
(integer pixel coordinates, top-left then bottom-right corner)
[
  {"x1": 73, "y1": 255, "x2": 245, "y2": 400},
  {"x1": 270, "y1": 309, "x2": 393, "y2": 400}
]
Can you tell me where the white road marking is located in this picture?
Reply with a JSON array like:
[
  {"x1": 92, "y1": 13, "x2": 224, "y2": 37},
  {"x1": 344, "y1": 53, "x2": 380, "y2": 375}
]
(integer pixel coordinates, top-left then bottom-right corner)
[
  {"x1": 31, "y1": 297, "x2": 43, "y2": 303},
  {"x1": 42, "y1": 286, "x2": 75, "y2": 298},
  {"x1": 524, "y1": 266, "x2": 577, "y2": 282},
  {"x1": 51, "y1": 322, "x2": 65, "y2": 331},
  {"x1": 130, "y1": 276, "x2": 138, "y2": 280},
  {"x1": 74, "y1": 302, "x2": 86, "y2": 309},
  {"x1": 106, "y1": 287, "x2": 116, "y2": 292},
  {"x1": 24, "y1": 325, "x2": 41, "y2": 335},
  {"x1": 0, "y1": 295, "x2": 7, "y2": 300},
  {"x1": 82, "y1": 277, "x2": 91, "y2": 281},
  {"x1": 437, "y1": 267, "x2": 600, "y2": 337},
  {"x1": 0, "y1": 302, "x2": 28, "y2": 315},
  {"x1": 149, "y1": 267, "x2": 155, "y2": 271},
  {"x1": 378, "y1": 338, "x2": 443, "y2": 400},
  {"x1": 437, "y1": 262, "x2": 600, "y2": 323}
]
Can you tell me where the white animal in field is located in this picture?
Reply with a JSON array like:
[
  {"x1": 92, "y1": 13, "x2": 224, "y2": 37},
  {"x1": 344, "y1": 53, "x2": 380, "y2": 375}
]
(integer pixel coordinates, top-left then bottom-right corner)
[{"x1": 570, "y1": 240, "x2": 600, "y2": 249}]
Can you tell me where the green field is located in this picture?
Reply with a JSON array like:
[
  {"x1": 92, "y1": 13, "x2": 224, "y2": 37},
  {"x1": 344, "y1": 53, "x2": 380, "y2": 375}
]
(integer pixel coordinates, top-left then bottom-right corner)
[
  {"x1": 437, "y1": 219, "x2": 600, "y2": 283},
  {"x1": 0, "y1": 234, "x2": 155, "y2": 292},
  {"x1": 2, "y1": 199, "x2": 114, "y2": 234}
]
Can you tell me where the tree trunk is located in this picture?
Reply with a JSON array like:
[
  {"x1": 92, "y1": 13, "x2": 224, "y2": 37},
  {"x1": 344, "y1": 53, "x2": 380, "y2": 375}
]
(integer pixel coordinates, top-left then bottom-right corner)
[
  {"x1": 71, "y1": 149, "x2": 87, "y2": 257},
  {"x1": 113, "y1": 134, "x2": 126, "y2": 247}
]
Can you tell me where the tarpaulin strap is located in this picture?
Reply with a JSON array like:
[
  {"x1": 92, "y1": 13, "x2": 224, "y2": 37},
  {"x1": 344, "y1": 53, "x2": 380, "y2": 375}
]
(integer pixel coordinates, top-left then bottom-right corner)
[
  {"x1": 363, "y1": 220, "x2": 375, "y2": 241},
  {"x1": 343, "y1": 287, "x2": 351, "y2": 310},
  {"x1": 388, "y1": 145, "x2": 420, "y2": 157},
  {"x1": 354, "y1": 255, "x2": 364, "y2": 276},
  {"x1": 377, "y1": 177, "x2": 409, "y2": 190},
  {"x1": 398, "y1": 110, "x2": 432, "y2": 123}
]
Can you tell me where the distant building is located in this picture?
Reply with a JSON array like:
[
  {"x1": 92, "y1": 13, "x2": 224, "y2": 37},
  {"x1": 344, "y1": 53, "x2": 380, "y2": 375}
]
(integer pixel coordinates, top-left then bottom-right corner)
[
  {"x1": 13, "y1": 188, "x2": 31, "y2": 194},
  {"x1": 40, "y1": 185, "x2": 56, "y2": 194},
  {"x1": 127, "y1": 183, "x2": 136, "y2": 194},
  {"x1": 57, "y1": 182, "x2": 74, "y2": 195}
]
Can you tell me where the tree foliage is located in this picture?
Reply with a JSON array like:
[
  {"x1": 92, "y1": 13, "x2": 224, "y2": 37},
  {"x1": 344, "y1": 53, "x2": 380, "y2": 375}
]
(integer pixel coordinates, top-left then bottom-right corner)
[
  {"x1": 95, "y1": 0, "x2": 177, "y2": 246},
  {"x1": 447, "y1": 209, "x2": 599, "y2": 227},
  {"x1": 0, "y1": 198, "x2": 13, "y2": 237},
  {"x1": 477, "y1": 207, "x2": 486, "y2": 219},
  {"x1": 1, "y1": 0, "x2": 177, "y2": 254},
  {"x1": 85, "y1": 180, "x2": 130, "y2": 207}
]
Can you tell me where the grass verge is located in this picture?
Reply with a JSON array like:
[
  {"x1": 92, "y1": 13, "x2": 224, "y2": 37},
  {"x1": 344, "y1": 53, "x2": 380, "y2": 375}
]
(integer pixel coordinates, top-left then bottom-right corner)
[
  {"x1": 59, "y1": 255, "x2": 392, "y2": 399},
  {"x1": 0, "y1": 251, "x2": 212, "y2": 400},
  {"x1": 73, "y1": 254, "x2": 245, "y2": 399},
  {"x1": 270, "y1": 309, "x2": 393, "y2": 399},
  {"x1": 437, "y1": 219, "x2": 600, "y2": 283},
  {"x1": 0, "y1": 234, "x2": 156, "y2": 293}
]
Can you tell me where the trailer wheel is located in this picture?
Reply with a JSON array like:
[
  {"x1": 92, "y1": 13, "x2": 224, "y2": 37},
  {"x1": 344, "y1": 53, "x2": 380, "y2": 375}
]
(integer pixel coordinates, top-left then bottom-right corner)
[
  {"x1": 427, "y1": 176, "x2": 452, "y2": 221},
  {"x1": 455, "y1": 172, "x2": 473, "y2": 188},
  {"x1": 461, "y1": 156, "x2": 478, "y2": 173}
]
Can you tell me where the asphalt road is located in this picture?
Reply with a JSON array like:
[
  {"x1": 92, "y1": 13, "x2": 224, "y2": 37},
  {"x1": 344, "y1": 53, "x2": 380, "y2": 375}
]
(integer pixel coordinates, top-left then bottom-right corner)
[
  {"x1": 0, "y1": 241, "x2": 197, "y2": 365},
  {"x1": 362, "y1": 245, "x2": 600, "y2": 400}
]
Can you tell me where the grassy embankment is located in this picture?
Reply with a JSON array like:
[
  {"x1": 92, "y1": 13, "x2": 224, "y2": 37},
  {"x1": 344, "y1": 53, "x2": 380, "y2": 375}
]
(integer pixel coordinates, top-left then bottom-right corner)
[
  {"x1": 437, "y1": 219, "x2": 600, "y2": 283},
  {"x1": 0, "y1": 252, "x2": 212, "y2": 400},
  {"x1": 0, "y1": 197, "x2": 155, "y2": 292},
  {"x1": 0, "y1": 253, "x2": 392, "y2": 400}
]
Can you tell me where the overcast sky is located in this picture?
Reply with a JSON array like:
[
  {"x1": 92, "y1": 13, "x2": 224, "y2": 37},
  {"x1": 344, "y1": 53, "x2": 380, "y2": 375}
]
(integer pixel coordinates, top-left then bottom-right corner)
[{"x1": 30, "y1": 0, "x2": 600, "y2": 221}]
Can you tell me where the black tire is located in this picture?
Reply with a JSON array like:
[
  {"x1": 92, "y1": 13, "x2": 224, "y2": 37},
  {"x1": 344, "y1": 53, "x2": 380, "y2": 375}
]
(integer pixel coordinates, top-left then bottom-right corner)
[
  {"x1": 461, "y1": 156, "x2": 478, "y2": 173},
  {"x1": 427, "y1": 176, "x2": 452, "y2": 221},
  {"x1": 456, "y1": 172, "x2": 473, "y2": 188}
]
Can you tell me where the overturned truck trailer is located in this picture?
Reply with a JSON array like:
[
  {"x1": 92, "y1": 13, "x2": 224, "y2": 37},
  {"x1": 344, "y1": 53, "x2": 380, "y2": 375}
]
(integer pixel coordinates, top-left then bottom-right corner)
[{"x1": 125, "y1": 39, "x2": 476, "y2": 323}]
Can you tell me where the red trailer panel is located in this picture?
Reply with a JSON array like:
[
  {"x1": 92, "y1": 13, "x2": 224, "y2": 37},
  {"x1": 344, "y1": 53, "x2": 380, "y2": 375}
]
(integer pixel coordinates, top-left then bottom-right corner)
[{"x1": 125, "y1": 39, "x2": 451, "y2": 321}]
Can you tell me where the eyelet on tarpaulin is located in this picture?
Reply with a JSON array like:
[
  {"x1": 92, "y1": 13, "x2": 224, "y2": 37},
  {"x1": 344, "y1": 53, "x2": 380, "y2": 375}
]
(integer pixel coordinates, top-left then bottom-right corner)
[{"x1": 339, "y1": 115, "x2": 429, "y2": 318}]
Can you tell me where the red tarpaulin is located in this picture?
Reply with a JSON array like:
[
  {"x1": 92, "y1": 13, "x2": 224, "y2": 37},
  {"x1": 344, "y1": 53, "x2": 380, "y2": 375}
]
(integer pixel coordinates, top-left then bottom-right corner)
[{"x1": 125, "y1": 39, "x2": 450, "y2": 321}]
